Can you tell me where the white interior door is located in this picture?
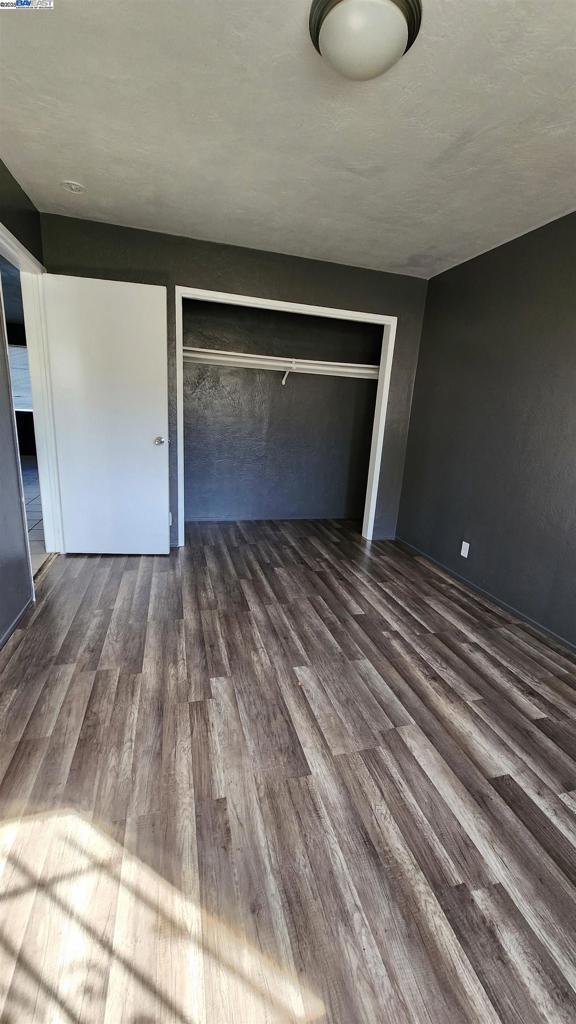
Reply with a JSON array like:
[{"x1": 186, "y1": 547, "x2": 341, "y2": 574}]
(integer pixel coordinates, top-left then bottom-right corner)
[{"x1": 43, "y1": 275, "x2": 169, "y2": 554}]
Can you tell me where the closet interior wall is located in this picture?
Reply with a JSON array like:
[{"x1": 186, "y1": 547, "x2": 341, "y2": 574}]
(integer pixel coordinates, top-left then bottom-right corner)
[{"x1": 182, "y1": 300, "x2": 382, "y2": 524}]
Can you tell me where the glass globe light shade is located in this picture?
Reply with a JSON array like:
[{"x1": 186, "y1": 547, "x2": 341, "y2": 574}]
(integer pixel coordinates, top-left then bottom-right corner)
[{"x1": 318, "y1": 0, "x2": 410, "y2": 81}]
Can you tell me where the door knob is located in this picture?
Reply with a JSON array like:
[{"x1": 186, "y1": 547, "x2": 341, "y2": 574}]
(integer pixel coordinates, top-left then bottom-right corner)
[{"x1": 154, "y1": 436, "x2": 165, "y2": 445}]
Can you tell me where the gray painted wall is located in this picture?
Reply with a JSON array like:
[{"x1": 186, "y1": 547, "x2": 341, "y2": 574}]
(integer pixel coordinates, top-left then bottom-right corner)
[
  {"x1": 184, "y1": 300, "x2": 379, "y2": 522},
  {"x1": 398, "y1": 212, "x2": 576, "y2": 648},
  {"x1": 0, "y1": 254, "x2": 26, "y2": 324},
  {"x1": 185, "y1": 366, "x2": 376, "y2": 522},
  {"x1": 0, "y1": 312, "x2": 32, "y2": 646},
  {"x1": 0, "y1": 162, "x2": 38, "y2": 646},
  {"x1": 41, "y1": 214, "x2": 428, "y2": 543},
  {"x1": 0, "y1": 159, "x2": 43, "y2": 263}
]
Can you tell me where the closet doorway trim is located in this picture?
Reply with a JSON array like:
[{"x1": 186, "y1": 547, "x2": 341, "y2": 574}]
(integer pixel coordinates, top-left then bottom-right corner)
[{"x1": 175, "y1": 286, "x2": 397, "y2": 545}]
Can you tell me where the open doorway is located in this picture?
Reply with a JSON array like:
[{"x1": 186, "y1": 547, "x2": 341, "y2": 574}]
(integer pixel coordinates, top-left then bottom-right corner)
[{"x1": 0, "y1": 255, "x2": 48, "y2": 574}]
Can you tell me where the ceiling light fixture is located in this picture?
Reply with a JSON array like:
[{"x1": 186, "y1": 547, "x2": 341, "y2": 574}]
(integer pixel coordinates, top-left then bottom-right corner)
[
  {"x1": 61, "y1": 180, "x2": 86, "y2": 193},
  {"x1": 309, "y1": 0, "x2": 422, "y2": 81}
]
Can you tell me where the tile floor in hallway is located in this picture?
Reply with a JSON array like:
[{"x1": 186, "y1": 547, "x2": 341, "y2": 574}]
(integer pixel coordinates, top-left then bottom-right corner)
[
  {"x1": 0, "y1": 518, "x2": 576, "y2": 1022},
  {"x1": 20, "y1": 455, "x2": 48, "y2": 574}
]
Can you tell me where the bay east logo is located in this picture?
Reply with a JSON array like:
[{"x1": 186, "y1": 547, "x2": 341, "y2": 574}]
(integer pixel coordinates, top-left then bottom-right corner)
[{"x1": 0, "y1": 0, "x2": 54, "y2": 7}]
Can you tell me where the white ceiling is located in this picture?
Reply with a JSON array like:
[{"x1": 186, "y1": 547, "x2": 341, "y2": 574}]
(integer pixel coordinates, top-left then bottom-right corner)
[{"x1": 1, "y1": 0, "x2": 575, "y2": 278}]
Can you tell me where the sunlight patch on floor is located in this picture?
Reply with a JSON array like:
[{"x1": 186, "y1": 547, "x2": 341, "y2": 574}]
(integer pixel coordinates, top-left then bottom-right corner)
[{"x1": 0, "y1": 811, "x2": 325, "y2": 1023}]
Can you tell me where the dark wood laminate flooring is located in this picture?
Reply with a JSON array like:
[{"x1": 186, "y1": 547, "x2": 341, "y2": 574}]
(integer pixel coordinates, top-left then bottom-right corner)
[{"x1": 1, "y1": 519, "x2": 576, "y2": 1022}]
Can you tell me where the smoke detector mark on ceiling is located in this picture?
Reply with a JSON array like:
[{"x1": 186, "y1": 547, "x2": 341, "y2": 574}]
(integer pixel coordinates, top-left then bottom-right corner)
[{"x1": 61, "y1": 180, "x2": 87, "y2": 194}]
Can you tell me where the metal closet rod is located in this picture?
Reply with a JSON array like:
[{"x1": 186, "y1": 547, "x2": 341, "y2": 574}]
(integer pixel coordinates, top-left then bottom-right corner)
[{"x1": 182, "y1": 346, "x2": 380, "y2": 380}]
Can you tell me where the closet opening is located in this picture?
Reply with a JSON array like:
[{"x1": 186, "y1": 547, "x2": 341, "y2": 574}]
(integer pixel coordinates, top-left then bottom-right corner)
[{"x1": 176, "y1": 288, "x2": 397, "y2": 545}]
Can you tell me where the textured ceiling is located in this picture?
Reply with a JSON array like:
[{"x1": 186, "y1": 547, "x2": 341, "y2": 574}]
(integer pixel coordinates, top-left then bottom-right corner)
[{"x1": 1, "y1": 0, "x2": 575, "y2": 277}]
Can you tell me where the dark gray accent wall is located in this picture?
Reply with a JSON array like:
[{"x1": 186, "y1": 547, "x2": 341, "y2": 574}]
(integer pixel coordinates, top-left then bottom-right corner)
[
  {"x1": 0, "y1": 255, "x2": 26, "y2": 324},
  {"x1": 184, "y1": 299, "x2": 384, "y2": 363},
  {"x1": 0, "y1": 160, "x2": 43, "y2": 263},
  {"x1": 185, "y1": 366, "x2": 376, "y2": 522},
  {"x1": 0, "y1": 314, "x2": 32, "y2": 647},
  {"x1": 184, "y1": 300, "x2": 379, "y2": 522},
  {"x1": 41, "y1": 214, "x2": 428, "y2": 542},
  {"x1": 0, "y1": 165, "x2": 37, "y2": 647},
  {"x1": 398, "y1": 212, "x2": 576, "y2": 649}
]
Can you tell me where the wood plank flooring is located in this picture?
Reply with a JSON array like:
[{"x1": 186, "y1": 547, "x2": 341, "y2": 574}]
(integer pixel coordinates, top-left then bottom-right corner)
[{"x1": 1, "y1": 518, "x2": 576, "y2": 1022}]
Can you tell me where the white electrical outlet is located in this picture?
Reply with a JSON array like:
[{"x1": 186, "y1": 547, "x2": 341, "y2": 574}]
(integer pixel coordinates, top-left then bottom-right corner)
[{"x1": 461, "y1": 541, "x2": 470, "y2": 558}]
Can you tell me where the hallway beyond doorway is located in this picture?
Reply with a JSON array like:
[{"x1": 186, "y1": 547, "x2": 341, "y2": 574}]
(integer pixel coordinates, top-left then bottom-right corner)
[{"x1": 21, "y1": 455, "x2": 48, "y2": 573}]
